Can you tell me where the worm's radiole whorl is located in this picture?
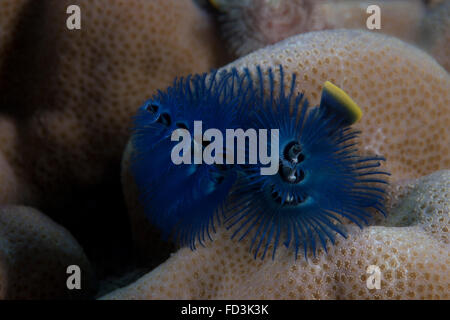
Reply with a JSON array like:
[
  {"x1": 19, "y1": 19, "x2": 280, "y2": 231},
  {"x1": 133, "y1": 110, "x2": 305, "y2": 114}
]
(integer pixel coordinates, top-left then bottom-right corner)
[{"x1": 130, "y1": 65, "x2": 390, "y2": 259}]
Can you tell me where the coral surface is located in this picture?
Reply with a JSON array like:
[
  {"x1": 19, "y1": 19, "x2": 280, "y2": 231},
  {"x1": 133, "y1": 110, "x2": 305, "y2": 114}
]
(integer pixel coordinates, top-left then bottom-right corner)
[
  {"x1": 213, "y1": 0, "x2": 449, "y2": 70},
  {"x1": 102, "y1": 170, "x2": 449, "y2": 299},
  {"x1": 0, "y1": 206, "x2": 95, "y2": 299},
  {"x1": 0, "y1": 0, "x2": 226, "y2": 208},
  {"x1": 0, "y1": 0, "x2": 227, "y2": 282}
]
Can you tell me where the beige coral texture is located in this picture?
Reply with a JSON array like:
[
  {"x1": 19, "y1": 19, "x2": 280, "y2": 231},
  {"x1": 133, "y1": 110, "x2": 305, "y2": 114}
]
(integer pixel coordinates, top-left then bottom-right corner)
[
  {"x1": 0, "y1": 0, "x2": 225, "y2": 207},
  {"x1": 104, "y1": 170, "x2": 449, "y2": 300},
  {"x1": 0, "y1": 206, "x2": 94, "y2": 299}
]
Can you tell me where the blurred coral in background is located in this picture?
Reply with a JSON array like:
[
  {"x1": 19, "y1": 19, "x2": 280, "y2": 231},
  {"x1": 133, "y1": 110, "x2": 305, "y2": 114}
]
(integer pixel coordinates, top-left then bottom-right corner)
[{"x1": 211, "y1": 0, "x2": 449, "y2": 70}]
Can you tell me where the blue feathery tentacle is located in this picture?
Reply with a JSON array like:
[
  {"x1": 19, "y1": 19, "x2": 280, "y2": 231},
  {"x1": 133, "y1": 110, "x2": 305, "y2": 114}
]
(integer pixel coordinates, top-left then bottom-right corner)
[
  {"x1": 130, "y1": 64, "x2": 390, "y2": 259},
  {"x1": 130, "y1": 68, "x2": 256, "y2": 249},
  {"x1": 225, "y1": 65, "x2": 390, "y2": 260}
]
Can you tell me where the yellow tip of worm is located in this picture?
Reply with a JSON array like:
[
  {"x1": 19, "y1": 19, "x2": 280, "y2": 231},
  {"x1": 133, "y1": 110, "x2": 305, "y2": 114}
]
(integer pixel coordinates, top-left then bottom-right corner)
[{"x1": 321, "y1": 81, "x2": 363, "y2": 125}]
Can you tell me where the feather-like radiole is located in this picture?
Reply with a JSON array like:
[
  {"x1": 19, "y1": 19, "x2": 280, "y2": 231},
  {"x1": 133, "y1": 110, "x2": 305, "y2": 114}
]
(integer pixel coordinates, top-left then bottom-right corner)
[
  {"x1": 130, "y1": 65, "x2": 390, "y2": 259},
  {"x1": 131, "y1": 69, "x2": 255, "y2": 249},
  {"x1": 225, "y1": 66, "x2": 390, "y2": 260}
]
